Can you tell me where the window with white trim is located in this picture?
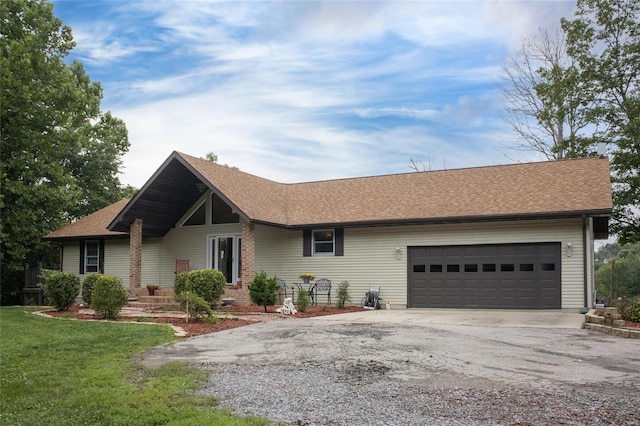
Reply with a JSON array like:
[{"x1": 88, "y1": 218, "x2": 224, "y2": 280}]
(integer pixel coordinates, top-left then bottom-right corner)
[
  {"x1": 85, "y1": 240, "x2": 100, "y2": 273},
  {"x1": 313, "y1": 230, "x2": 334, "y2": 254}
]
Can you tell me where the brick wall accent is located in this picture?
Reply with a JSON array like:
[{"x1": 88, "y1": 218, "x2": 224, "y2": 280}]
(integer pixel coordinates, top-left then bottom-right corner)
[
  {"x1": 129, "y1": 218, "x2": 142, "y2": 295},
  {"x1": 224, "y1": 219, "x2": 256, "y2": 306}
]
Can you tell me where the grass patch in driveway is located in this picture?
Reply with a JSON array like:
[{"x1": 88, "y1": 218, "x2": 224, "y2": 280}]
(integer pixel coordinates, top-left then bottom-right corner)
[{"x1": 0, "y1": 307, "x2": 267, "y2": 426}]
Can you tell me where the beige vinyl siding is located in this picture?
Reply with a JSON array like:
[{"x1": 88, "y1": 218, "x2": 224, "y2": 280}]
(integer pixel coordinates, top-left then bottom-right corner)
[
  {"x1": 62, "y1": 242, "x2": 80, "y2": 275},
  {"x1": 62, "y1": 239, "x2": 161, "y2": 290},
  {"x1": 103, "y1": 240, "x2": 130, "y2": 287},
  {"x1": 255, "y1": 218, "x2": 585, "y2": 309},
  {"x1": 155, "y1": 223, "x2": 242, "y2": 286},
  {"x1": 141, "y1": 239, "x2": 162, "y2": 287}
]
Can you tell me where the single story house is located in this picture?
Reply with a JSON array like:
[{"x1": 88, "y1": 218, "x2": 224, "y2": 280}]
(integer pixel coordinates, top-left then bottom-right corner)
[{"x1": 44, "y1": 151, "x2": 612, "y2": 310}]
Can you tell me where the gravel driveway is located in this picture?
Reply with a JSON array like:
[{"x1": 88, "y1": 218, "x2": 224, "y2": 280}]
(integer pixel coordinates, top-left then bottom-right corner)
[{"x1": 137, "y1": 311, "x2": 640, "y2": 425}]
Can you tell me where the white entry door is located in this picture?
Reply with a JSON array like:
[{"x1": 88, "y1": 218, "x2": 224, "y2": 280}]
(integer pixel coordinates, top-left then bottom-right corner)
[{"x1": 207, "y1": 235, "x2": 242, "y2": 284}]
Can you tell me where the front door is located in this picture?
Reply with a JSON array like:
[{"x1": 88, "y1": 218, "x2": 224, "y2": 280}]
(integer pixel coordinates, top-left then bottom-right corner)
[{"x1": 208, "y1": 235, "x2": 242, "y2": 284}]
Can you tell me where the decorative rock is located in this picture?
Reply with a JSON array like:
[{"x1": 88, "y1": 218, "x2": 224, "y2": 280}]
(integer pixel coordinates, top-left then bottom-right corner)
[{"x1": 275, "y1": 297, "x2": 297, "y2": 315}]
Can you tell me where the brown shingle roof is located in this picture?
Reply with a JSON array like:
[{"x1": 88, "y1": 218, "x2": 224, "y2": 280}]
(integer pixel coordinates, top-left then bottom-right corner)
[
  {"x1": 46, "y1": 153, "x2": 613, "y2": 240},
  {"x1": 183, "y1": 152, "x2": 612, "y2": 227},
  {"x1": 179, "y1": 154, "x2": 289, "y2": 225},
  {"x1": 44, "y1": 198, "x2": 130, "y2": 240}
]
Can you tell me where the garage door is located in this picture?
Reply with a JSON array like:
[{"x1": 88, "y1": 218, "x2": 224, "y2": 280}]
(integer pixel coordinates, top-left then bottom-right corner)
[{"x1": 408, "y1": 243, "x2": 561, "y2": 309}]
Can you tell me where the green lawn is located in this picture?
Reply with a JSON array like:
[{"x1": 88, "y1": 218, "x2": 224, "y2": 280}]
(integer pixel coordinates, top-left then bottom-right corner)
[{"x1": 0, "y1": 307, "x2": 267, "y2": 426}]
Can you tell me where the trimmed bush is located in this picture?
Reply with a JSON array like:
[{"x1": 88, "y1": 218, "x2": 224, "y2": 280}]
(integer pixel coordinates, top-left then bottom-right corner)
[
  {"x1": 41, "y1": 270, "x2": 80, "y2": 311},
  {"x1": 91, "y1": 275, "x2": 128, "y2": 319},
  {"x1": 617, "y1": 297, "x2": 640, "y2": 323},
  {"x1": 336, "y1": 280, "x2": 352, "y2": 309},
  {"x1": 81, "y1": 273, "x2": 101, "y2": 305},
  {"x1": 248, "y1": 271, "x2": 279, "y2": 313},
  {"x1": 296, "y1": 289, "x2": 311, "y2": 312},
  {"x1": 175, "y1": 292, "x2": 215, "y2": 322},
  {"x1": 174, "y1": 269, "x2": 226, "y2": 307}
]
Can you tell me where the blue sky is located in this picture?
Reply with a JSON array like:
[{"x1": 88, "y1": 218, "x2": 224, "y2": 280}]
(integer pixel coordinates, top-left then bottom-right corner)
[{"x1": 51, "y1": 0, "x2": 577, "y2": 188}]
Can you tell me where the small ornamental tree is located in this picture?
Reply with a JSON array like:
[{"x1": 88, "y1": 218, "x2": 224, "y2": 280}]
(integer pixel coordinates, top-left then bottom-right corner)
[
  {"x1": 296, "y1": 289, "x2": 311, "y2": 313},
  {"x1": 175, "y1": 292, "x2": 215, "y2": 323},
  {"x1": 41, "y1": 270, "x2": 80, "y2": 311},
  {"x1": 336, "y1": 281, "x2": 352, "y2": 309},
  {"x1": 248, "y1": 271, "x2": 279, "y2": 313},
  {"x1": 91, "y1": 275, "x2": 128, "y2": 319},
  {"x1": 174, "y1": 269, "x2": 226, "y2": 307},
  {"x1": 81, "y1": 273, "x2": 101, "y2": 305}
]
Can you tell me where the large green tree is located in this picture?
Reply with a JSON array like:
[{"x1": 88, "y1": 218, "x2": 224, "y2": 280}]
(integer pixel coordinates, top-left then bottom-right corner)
[
  {"x1": 501, "y1": 26, "x2": 596, "y2": 160},
  {"x1": 595, "y1": 243, "x2": 640, "y2": 300},
  {"x1": 1, "y1": 0, "x2": 131, "y2": 304},
  {"x1": 562, "y1": 0, "x2": 640, "y2": 243}
]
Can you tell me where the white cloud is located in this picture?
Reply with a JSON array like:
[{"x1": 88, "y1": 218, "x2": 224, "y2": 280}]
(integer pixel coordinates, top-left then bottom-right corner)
[
  {"x1": 354, "y1": 107, "x2": 439, "y2": 120},
  {"x1": 54, "y1": 0, "x2": 579, "y2": 189},
  {"x1": 70, "y1": 24, "x2": 157, "y2": 65}
]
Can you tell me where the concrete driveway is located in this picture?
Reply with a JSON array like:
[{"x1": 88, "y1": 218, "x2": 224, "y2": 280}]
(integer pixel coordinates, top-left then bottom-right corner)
[{"x1": 138, "y1": 309, "x2": 639, "y2": 391}]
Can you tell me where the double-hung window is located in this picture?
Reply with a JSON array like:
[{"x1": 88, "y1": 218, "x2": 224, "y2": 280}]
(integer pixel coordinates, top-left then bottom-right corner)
[
  {"x1": 313, "y1": 230, "x2": 334, "y2": 254},
  {"x1": 303, "y1": 228, "x2": 344, "y2": 257},
  {"x1": 80, "y1": 240, "x2": 103, "y2": 274},
  {"x1": 85, "y1": 241, "x2": 100, "y2": 273}
]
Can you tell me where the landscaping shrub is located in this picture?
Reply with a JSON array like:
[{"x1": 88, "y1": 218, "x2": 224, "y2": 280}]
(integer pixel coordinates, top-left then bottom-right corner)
[
  {"x1": 336, "y1": 280, "x2": 352, "y2": 309},
  {"x1": 81, "y1": 273, "x2": 101, "y2": 305},
  {"x1": 248, "y1": 271, "x2": 278, "y2": 313},
  {"x1": 41, "y1": 270, "x2": 80, "y2": 311},
  {"x1": 175, "y1": 292, "x2": 214, "y2": 322},
  {"x1": 174, "y1": 269, "x2": 226, "y2": 307},
  {"x1": 296, "y1": 289, "x2": 311, "y2": 312},
  {"x1": 616, "y1": 296, "x2": 640, "y2": 323},
  {"x1": 91, "y1": 275, "x2": 128, "y2": 319}
]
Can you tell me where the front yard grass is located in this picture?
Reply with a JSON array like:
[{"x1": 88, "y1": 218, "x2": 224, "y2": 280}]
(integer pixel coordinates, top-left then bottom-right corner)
[{"x1": 0, "y1": 307, "x2": 267, "y2": 426}]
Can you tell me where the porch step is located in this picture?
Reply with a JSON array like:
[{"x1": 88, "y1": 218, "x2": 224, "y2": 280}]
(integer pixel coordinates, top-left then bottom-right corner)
[
  {"x1": 154, "y1": 289, "x2": 174, "y2": 297},
  {"x1": 127, "y1": 292, "x2": 178, "y2": 308},
  {"x1": 127, "y1": 301, "x2": 180, "y2": 309}
]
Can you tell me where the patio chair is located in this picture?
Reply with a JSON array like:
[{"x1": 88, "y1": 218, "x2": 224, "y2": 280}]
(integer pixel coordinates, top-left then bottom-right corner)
[
  {"x1": 312, "y1": 278, "x2": 332, "y2": 305},
  {"x1": 175, "y1": 259, "x2": 189, "y2": 276},
  {"x1": 277, "y1": 278, "x2": 294, "y2": 302}
]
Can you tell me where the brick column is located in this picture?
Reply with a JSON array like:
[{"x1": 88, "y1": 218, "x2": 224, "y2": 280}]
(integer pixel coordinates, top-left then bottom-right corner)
[
  {"x1": 241, "y1": 220, "x2": 256, "y2": 284},
  {"x1": 129, "y1": 219, "x2": 142, "y2": 294}
]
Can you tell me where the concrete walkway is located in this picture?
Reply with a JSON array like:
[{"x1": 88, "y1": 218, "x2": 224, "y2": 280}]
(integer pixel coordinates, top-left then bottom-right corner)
[{"x1": 311, "y1": 308, "x2": 586, "y2": 328}]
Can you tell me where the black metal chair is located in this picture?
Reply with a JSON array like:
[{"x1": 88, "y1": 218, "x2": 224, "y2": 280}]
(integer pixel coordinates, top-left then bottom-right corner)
[
  {"x1": 277, "y1": 278, "x2": 294, "y2": 302},
  {"x1": 311, "y1": 278, "x2": 332, "y2": 305}
]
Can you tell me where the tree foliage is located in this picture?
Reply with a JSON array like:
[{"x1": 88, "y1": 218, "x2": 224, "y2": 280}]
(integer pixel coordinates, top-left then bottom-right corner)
[
  {"x1": 248, "y1": 271, "x2": 279, "y2": 313},
  {"x1": 174, "y1": 269, "x2": 227, "y2": 307},
  {"x1": 595, "y1": 243, "x2": 640, "y2": 301},
  {"x1": 501, "y1": 0, "x2": 639, "y2": 243},
  {"x1": 91, "y1": 275, "x2": 128, "y2": 319},
  {"x1": 41, "y1": 269, "x2": 80, "y2": 311},
  {"x1": 501, "y1": 26, "x2": 596, "y2": 160},
  {"x1": 562, "y1": 0, "x2": 640, "y2": 243},
  {"x1": 0, "y1": 0, "x2": 131, "y2": 304}
]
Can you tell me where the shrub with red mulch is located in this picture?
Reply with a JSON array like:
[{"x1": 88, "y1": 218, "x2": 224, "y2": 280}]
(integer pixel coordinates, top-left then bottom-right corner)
[{"x1": 43, "y1": 304, "x2": 367, "y2": 337}]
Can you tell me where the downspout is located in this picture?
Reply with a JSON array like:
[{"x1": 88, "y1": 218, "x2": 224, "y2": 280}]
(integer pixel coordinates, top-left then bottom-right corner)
[{"x1": 582, "y1": 215, "x2": 588, "y2": 308}]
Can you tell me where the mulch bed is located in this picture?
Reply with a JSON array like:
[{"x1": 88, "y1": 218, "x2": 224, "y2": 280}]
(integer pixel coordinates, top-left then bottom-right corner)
[
  {"x1": 43, "y1": 305, "x2": 639, "y2": 337},
  {"x1": 43, "y1": 304, "x2": 367, "y2": 337}
]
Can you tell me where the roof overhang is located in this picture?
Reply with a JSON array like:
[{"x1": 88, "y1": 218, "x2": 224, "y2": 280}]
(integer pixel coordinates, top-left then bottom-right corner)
[
  {"x1": 253, "y1": 209, "x2": 613, "y2": 230},
  {"x1": 43, "y1": 234, "x2": 130, "y2": 242},
  {"x1": 108, "y1": 152, "x2": 249, "y2": 237}
]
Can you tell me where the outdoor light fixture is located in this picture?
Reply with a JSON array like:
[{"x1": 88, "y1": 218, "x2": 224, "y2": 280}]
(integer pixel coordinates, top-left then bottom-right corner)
[
  {"x1": 395, "y1": 246, "x2": 402, "y2": 260},
  {"x1": 566, "y1": 242, "x2": 573, "y2": 257},
  {"x1": 195, "y1": 182, "x2": 207, "y2": 193}
]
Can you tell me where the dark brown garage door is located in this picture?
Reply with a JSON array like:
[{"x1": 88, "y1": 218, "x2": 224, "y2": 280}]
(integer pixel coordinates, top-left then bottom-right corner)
[{"x1": 408, "y1": 243, "x2": 561, "y2": 309}]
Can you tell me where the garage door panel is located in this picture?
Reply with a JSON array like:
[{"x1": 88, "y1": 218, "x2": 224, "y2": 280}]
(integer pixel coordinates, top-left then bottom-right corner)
[{"x1": 408, "y1": 243, "x2": 561, "y2": 309}]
